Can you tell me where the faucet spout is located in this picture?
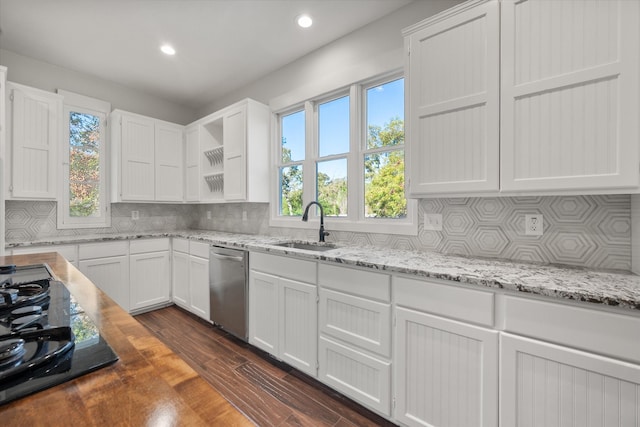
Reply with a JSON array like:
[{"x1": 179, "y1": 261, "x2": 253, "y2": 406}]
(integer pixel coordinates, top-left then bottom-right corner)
[{"x1": 302, "y1": 201, "x2": 330, "y2": 242}]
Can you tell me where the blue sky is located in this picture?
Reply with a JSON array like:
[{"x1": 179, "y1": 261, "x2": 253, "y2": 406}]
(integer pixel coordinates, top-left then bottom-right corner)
[{"x1": 282, "y1": 78, "x2": 404, "y2": 180}]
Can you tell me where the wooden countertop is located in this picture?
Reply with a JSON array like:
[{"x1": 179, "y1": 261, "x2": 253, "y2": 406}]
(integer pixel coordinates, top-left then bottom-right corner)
[{"x1": 0, "y1": 252, "x2": 253, "y2": 426}]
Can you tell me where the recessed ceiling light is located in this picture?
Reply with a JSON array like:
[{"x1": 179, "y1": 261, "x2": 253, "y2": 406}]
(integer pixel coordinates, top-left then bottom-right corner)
[
  {"x1": 160, "y1": 44, "x2": 176, "y2": 55},
  {"x1": 296, "y1": 14, "x2": 313, "y2": 28}
]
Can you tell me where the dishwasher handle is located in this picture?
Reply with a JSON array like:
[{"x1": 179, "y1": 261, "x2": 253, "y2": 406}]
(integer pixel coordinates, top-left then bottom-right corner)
[{"x1": 210, "y1": 251, "x2": 244, "y2": 262}]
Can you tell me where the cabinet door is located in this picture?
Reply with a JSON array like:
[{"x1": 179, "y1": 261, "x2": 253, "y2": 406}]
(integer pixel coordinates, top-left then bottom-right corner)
[
  {"x1": 279, "y1": 277, "x2": 317, "y2": 377},
  {"x1": 405, "y1": 0, "x2": 499, "y2": 196},
  {"x1": 248, "y1": 270, "x2": 279, "y2": 355},
  {"x1": 185, "y1": 125, "x2": 200, "y2": 201},
  {"x1": 155, "y1": 122, "x2": 183, "y2": 201},
  {"x1": 130, "y1": 251, "x2": 171, "y2": 312},
  {"x1": 501, "y1": 333, "x2": 640, "y2": 427},
  {"x1": 9, "y1": 84, "x2": 60, "y2": 199},
  {"x1": 79, "y1": 255, "x2": 130, "y2": 312},
  {"x1": 319, "y1": 288, "x2": 391, "y2": 358},
  {"x1": 394, "y1": 307, "x2": 498, "y2": 427},
  {"x1": 172, "y1": 251, "x2": 190, "y2": 308},
  {"x1": 188, "y1": 255, "x2": 210, "y2": 320},
  {"x1": 120, "y1": 113, "x2": 155, "y2": 200},
  {"x1": 319, "y1": 335, "x2": 391, "y2": 416},
  {"x1": 501, "y1": 0, "x2": 640, "y2": 192},
  {"x1": 223, "y1": 107, "x2": 246, "y2": 201}
]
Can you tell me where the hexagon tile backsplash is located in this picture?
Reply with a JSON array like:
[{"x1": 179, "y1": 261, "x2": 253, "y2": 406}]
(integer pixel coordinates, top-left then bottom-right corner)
[{"x1": 5, "y1": 195, "x2": 632, "y2": 271}]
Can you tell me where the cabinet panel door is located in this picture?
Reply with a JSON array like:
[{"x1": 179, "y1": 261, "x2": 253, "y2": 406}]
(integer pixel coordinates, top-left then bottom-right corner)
[
  {"x1": 130, "y1": 251, "x2": 171, "y2": 312},
  {"x1": 280, "y1": 277, "x2": 317, "y2": 377},
  {"x1": 406, "y1": 0, "x2": 499, "y2": 195},
  {"x1": 185, "y1": 125, "x2": 200, "y2": 201},
  {"x1": 155, "y1": 122, "x2": 183, "y2": 201},
  {"x1": 394, "y1": 307, "x2": 498, "y2": 427},
  {"x1": 319, "y1": 336, "x2": 391, "y2": 416},
  {"x1": 10, "y1": 85, "x2": 60, "y2": 199},
  {"x1": 501, "y1": 0, "x2": 640, "y2": 191},
  {"x1": 248, "y1": 270, "x2": 279, "y2": 355},
  {"x1": 501, "y1": 333, "x2": 640, "y2": 427},
  {"x1": 121, "y1": 114, "x2": 155, "y2": 200},
  {"x1": 223, "y1": 107, "x2": 246, "y2": 201},
  {"x1": 319, "y1": 288, "x2": 391, "y2": 358},
  {"x1": 172, "y1": 251, "x2": 189, "y2": 308},
  {"x1": 188, "y1": 255, "x2": 210, "y2": 320},
  {"x1": 79, "y1": 255, "x2": 130, "y2": 312}
]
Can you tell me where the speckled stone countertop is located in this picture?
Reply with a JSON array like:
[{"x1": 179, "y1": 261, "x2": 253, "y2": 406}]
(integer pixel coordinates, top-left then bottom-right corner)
[{"x1": 7, "y1": 230, "x2": 640, "y2": 312}]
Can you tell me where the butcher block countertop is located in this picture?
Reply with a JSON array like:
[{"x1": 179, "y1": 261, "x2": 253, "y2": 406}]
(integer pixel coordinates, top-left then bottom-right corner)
[{"x1": 0, "y1": 252, "x2": 252, "y2": 426}]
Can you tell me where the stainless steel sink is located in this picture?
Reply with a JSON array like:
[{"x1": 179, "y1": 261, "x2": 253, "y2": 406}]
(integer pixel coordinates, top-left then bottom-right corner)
[{"x1": 273, "y1": 241, "x2": 336, "y2": 252}]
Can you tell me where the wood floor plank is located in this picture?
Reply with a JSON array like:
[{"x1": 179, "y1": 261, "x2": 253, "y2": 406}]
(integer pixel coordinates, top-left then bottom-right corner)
[{"x1": 135, "y1": 305, "x2": 395, "y2": 427}]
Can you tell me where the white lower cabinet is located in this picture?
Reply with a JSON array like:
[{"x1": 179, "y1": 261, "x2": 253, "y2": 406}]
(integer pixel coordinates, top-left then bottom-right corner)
[
  {"x1": 129, "y1": 238, "x2": 171, "y2": 313},
  {"x1": 394, "y1": 276, "x2": 498, "y2": 427},
  {"x1": 79, "y1": 241, "x2": 130, "y2": 311},
  {"x1": 171, "y1": 240, "x2": 190, "y2": 309},
  {"x1": 501, "y1": 333, "x2": 640, "y2": 427},
  {"x1": 249, "y1": 252, "x2": 317, "y2": 377},
  {"x1": 171, "y1": 239, "x2": 210, "y2": 320},
  {"x1": 188, "y1": 250, "x2": 210, "y2": 320},
  {"x1": 318, "y1": 263, "x2": 392, "y2": 416}
]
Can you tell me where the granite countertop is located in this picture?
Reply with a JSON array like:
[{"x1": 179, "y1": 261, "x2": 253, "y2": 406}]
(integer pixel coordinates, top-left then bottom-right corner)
[{"x1": 7, "y1": 230, "x2": 640, "y2": 312}]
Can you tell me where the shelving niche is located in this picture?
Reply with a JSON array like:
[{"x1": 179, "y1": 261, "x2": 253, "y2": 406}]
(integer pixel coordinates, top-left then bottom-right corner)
[{"x1": 199, "y1": 117, "x2": 224, "y2": 201}]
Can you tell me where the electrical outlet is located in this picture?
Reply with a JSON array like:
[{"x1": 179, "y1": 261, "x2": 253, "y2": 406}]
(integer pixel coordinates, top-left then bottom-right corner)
[
  {"x1": 525, "y1": 214, "x2": 543, "y2": 236},
  {"x1": 131, "y1": 211, "x2": 139, "y2": 220},
  {"x1": 424, "y1": 213, "x2": 443, "y2": 231},
  {"x1": 206, "y1": 211, "x2": 212, "y2": 220},
  {"x1": 242, "y1": 211, "x2": 248, "y2": 221}
]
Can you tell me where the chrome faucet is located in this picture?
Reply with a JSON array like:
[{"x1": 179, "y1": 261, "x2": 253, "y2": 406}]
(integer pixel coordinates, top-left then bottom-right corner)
[{"x1": 302, "y1": 201, "x2": 330, "y2": 242}]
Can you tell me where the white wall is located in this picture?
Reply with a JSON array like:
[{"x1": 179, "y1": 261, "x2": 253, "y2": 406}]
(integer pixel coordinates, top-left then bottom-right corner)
[
  {"x1": 0, "y1": 48, "x2": 196, "y2": 124},
  {"x1": 197, "y1": 0, "x2": 462, "y2": 115}
]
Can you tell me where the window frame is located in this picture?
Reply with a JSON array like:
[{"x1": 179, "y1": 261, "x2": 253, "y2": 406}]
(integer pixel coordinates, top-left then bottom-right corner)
[
  {"x1": 57, "y1": 90, "x2": 111, "y2": 229},
  {"x1": 270, "y1": 72, "x2": 417, "y2": 235}
]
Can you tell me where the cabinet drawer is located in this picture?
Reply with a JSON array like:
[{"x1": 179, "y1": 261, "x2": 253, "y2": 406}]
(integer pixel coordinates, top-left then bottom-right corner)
[
  {"x1": 130, "y1": 238, "x2": 170, "y2": 254},
  {"x1": 395, "y1": 276, "x2": 494, "y2": 327},
  {"x1": 319, "y1": 288, "x2": 391, "y2": 357},
  {"x1": 319, "y1": 336, "x2": 391, "y2": 416},
  {"x1": 251, "y1": 252, "x2": 316, "y2": 284},
  {"x1": 172, "y1": 238, "x2": 189, "y2": 253},
  {"x1": 189, "y1": 241, "x2": 210, "y2": 258},
  {"x1": 79, "y1": 241, "x2": 129, "y2": 260},
  {"x1": 319, "y1": 263, "x2": 390, "y2": 302},
  {"x1": 504, "y1": 296, "x2": 640, "y2": 364}
]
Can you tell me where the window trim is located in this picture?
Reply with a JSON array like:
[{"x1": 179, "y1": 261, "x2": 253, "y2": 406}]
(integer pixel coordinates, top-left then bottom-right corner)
[
  {"x1": 270, "y1": 71, "x2": 417, "y2": 236},
  {"x1": 57, "y1": 90, "x2": 111, "y2": 229}
]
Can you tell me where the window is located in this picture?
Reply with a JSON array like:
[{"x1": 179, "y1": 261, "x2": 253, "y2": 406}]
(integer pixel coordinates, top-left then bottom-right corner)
[
  {"x1": 58, "y1": 90, "x2": 111, "y2": 228},
  {"x1": 272, "y1": 74, "x2": 417, "y2": 235}
]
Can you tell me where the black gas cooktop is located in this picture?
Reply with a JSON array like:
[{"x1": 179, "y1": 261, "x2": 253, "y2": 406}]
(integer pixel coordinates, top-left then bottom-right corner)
[{"x1": 0, "y1": 264, "x2": 118, "y2": 405}]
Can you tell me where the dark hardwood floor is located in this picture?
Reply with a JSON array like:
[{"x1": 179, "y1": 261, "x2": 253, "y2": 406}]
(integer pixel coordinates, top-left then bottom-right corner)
[{"x1": 135, "y1": 305, "x2": 396, "y2": 427}]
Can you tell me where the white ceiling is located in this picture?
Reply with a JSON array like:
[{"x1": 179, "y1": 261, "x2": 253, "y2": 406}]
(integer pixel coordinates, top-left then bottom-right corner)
[{"x1": 0, "y1": 0, "x2": 414, "y2": 110}]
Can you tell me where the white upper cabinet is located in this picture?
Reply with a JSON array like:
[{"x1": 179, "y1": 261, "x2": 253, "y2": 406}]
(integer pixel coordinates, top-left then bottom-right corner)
[
  {"x1": 6, "y1": 82, "x2": 61, "y2": 200},
  {"x1": 404, "y1": 0, "x2": 500, "y2": 196},
  {"x1": 188, "y1": 98, "x2": 270, "y2": 203},
  {"x1": 222, "y1": 106, "x2": 247, "y2": 201},
  {"x1": 404, "y1": 0, "x2": 640, "y2": 196},
  {"x1": 501, "y1": 0, "x2": 640, "y2": 192},
  {"x1": 155, "y1": 121, "x2": 184, "y2": 201},
  {"x1": 184, "y1": 124, "x2": 200, "y2": 202},
  {"x1": 111, "y1": 109, "x2": 184, "y2": 202}
]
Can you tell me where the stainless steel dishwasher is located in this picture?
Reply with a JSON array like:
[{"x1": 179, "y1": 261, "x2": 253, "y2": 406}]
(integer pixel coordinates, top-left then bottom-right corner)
[{"x1": 209, "y1": 245, "x2": 248, "y2": 341}]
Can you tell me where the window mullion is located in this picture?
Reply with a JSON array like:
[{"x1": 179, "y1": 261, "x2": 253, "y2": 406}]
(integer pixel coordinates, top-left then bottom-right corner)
[
  {"x1": 348, "y1": 84, "x2": 361, "y2": 222},
  {"x1": 303, "y1": 101, "x2": 317, "y2": 214}
]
